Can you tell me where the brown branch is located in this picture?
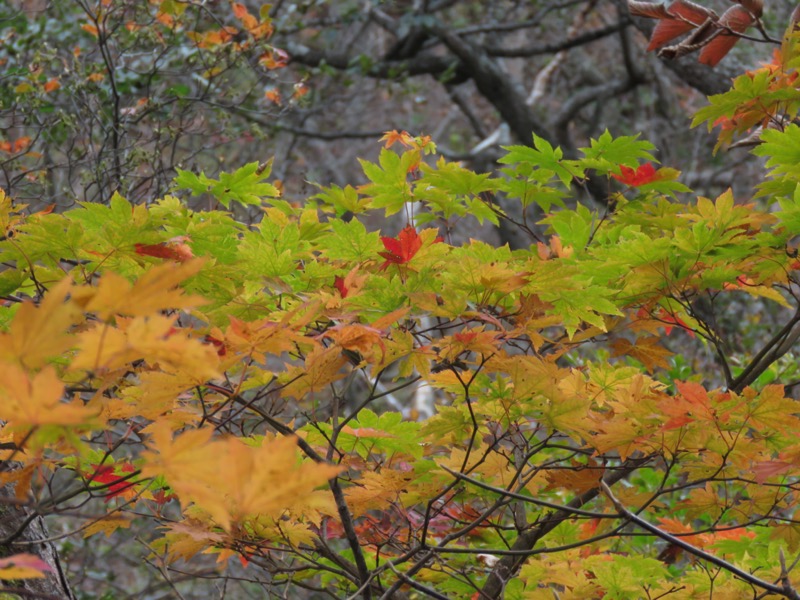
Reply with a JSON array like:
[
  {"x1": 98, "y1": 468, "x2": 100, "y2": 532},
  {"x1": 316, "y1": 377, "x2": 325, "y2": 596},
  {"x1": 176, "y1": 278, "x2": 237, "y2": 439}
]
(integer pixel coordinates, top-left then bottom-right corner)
[
  {"x1": 486, "y1": 20, "x2": 631, "y2": 57},
  {"x1": 731, "y1": 310, "x2": 800, "y2": 392}
]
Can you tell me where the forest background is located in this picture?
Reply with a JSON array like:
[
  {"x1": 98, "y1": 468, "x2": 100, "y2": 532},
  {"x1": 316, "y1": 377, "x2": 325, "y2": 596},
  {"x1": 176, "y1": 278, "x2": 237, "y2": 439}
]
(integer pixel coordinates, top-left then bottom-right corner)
[{"x1": 3, "y1": 0, "x2": 800, "y2": 599}]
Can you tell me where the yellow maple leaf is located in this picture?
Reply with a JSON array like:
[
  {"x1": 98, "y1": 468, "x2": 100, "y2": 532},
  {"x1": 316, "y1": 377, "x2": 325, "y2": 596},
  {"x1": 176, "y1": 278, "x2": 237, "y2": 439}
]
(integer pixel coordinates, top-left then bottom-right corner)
[
  {"x1": 344, "y1": 469, "x2": 415, "y2": 518},
  {"x1": 141, "y1": 423, "x2": 341, "y2": 532},
  {"x1": 323, "y1": 323, "x2": 385, "y2": 361},
  {"x1": 280, "y1": 345, "x2": 349, "y2": 399},
  {"x1": 216, "y1": 435, "x2": 340, "y2": 526},
  {"x1": 117, "y1": 371, "x2": 201, "y2": 419},
  {"x1": 224, "y1": 300, "x2": 321, "y2": 361},
  {"x1": 73, "y1": 259, "x2": 207, "y2": 321},
  {"x1": 83, "y1": 516, "x2": 131, "y2": 538},
  {"x1": 0, "y1": 278, "x2": 82, "y2": 369},
  {"x1": 72, "y1": 315, "x2": 220, "y2": 381},
  {"x1": 160, "y1": 520, "x2": 225, "y2": 562},
  {"x1": 225, "y1": 316, "x2": 303, "y2": 359},
  {"x1": 0, "y1": 363, "x2": 97, "y2": 430}
]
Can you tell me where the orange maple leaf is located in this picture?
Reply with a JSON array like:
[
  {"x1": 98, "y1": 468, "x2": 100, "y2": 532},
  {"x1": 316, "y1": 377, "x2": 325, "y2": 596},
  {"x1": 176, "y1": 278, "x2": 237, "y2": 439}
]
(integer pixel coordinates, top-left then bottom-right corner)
[
  {"x1": 380, "y1": 130, "x2": 415, "y2": 149},
  {"x1": 135, "y1": 236, "x2": 194, "y2": 262}
]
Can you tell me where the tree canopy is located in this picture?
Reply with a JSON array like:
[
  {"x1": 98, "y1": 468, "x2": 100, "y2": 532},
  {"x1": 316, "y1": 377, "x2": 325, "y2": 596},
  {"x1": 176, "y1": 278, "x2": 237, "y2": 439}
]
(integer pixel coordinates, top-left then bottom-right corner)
[{"x1": 3, "y1": 1, "x2": 800, "y2": 599}]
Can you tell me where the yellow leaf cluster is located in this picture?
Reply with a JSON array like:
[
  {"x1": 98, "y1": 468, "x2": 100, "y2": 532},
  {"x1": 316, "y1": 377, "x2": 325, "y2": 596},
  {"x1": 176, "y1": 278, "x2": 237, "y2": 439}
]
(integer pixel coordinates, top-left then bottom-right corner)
[
  {"x1": 141, "y1": 423, "x2": 341, "y2": 532},
  {"x1": 72, "y1": 260, "x2": 207, "y2": 320},
  {"x1": 72, "y1": 315, "x2": 220, "y2": 381},
  {"x1": 345, "y1": 469, "x2": 415, "y2": 518},
  {"x1": 0, "y1": 279, "x2": 82, "y2": 369},
  {"x1": 0, "y1": 364, "x2": 97, "y2": 431}
]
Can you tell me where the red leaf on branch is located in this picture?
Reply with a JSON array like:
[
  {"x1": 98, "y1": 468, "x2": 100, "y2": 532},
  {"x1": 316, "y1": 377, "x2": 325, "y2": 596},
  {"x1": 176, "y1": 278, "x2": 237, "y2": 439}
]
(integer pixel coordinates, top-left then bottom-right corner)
[
  {"x1": 152, "y1": 489, "x2": 176, "y2": 506},
  {"x1": 629, "y1": 0, "x2": 717, "y2": 50},
  {"x1": 698, "y1": 5, "x2": 754, "y2": 67},
  {"x1": 654, "y1": 308, "x2": 696, "y2": 337},
  {"x1": 379, "y1": 226, "x2": 424, "y2": 270},
  {"x1": 89, "y1": 462, "x2": 136, "y2": 502},
  {"x1": 611, "y1": 163, "x2": 662, "y2": 186},
  {"x1": 648, "y1": 18, "x2": 696, "y2": 51}
]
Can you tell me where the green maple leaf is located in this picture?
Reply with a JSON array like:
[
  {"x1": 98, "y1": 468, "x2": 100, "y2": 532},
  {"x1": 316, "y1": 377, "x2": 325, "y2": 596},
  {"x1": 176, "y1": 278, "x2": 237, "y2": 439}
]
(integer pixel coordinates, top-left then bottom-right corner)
[
  {"x1": 500, "y1": 134, "x2": 583, "y2": 188},
  {"x1": 323, "y1": 219, "x2": 381, "y2": 262},
  {"x1": 578, "y1": 130, "x2": 656, "y2": 173},
  {"x1": 359, "y1": 149, "x2": 417, "y2": 215},
  {"x1": 174, "y1": 162, "x2": 279, "y2": 208},
  {"x1": 753, "y1": 124, "x2": 800, "y2": 181}
]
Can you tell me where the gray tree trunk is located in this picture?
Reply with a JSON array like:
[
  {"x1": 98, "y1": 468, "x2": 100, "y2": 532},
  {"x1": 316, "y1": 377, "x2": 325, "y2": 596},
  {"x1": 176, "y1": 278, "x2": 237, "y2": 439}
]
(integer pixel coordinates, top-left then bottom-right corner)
[{"x1": 0, "y1": 484, "x2": 74, "y2": 600}]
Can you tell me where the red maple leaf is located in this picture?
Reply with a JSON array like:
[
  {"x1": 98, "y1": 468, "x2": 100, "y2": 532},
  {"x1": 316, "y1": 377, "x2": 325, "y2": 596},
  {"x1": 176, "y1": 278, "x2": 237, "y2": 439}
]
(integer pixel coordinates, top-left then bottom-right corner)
[
  {"x1": 152, "y1": 488, "x2": 177, "y2": 506},
  {"x1": 89, "y1": 462, "x2": 136, "y2": 502},
  {"x1": 203, "y1": 334, "x2": 227, "y2": 357},
  {"x1": 334, "y1": 275, "x2": 349, "y2": 297},
  {"x1": 611, "y1": 163, "x2": 662, "y2": 187},
  {"x1": 379, "y1": 226, "x2": 424, "y2": 270},
  {"x1": 659, "y1": 310, "x2": 695, "y2": 338}
]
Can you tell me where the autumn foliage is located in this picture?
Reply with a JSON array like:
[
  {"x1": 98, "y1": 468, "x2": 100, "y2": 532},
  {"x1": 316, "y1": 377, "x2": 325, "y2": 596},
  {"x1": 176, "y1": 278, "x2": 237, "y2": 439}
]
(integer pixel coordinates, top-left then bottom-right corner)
[{"x1": 6, "y1": 3, "x2": 800, "y2": 600}]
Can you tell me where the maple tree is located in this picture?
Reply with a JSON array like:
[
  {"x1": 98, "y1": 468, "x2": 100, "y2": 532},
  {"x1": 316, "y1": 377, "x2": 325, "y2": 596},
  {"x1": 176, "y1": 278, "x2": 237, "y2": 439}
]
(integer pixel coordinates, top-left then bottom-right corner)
[{"x1": 6, "y1": 2, "x2": 800, "y2": 600}]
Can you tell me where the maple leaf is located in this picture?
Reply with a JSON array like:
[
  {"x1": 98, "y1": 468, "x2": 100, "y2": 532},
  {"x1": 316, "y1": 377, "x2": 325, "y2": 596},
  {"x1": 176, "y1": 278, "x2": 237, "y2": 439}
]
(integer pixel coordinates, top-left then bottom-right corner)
[
  {"x1": 379, "y1": 226, "x2": 422, "y2": 269},
  {"x1": 698, "y1": 5, "x2": 756, "y2": 67},
  {"x1": 544, "y1": 459, "x2": 603, "y2": 494},
  {"x1": 142, "y1": 423, "x2": 340, "y2": 531},
  {"x1": 611, "y1": 163, "x2": 662, "y2": 186},
  {"x1": 610, "y1": 336, "x2": 673, "y2": 372},
  {"x1": 380, "y1": 130, "x2": 415, "y2": 149},
  {"x1": 657, "y1": 308, "x2": 696, "y2": 337},
  {"x1": 135, "y1": 236, "x2": 194, "y2": 262},
  {"x1": 72, "y1": 315, "x2": 221, "y2": 381},
  {"x1": 259, "y1": 49, "x2": 289, "y2": 69},
  {"x1": 656, "y1": 517, "x2": 712, "y2": 547},
  {"x1": 0, "y1": 363, "x2": 98, "y2": 432},
  {"x1": 83, "y1": 516, "x2": 132, "y2": 538},
  {"x1": 344, "y1": 469, "x2": 416, "y2": 517},
  {"x1": 322, "y1": 323, "x2": 385, "y2": 361},
  {"x1": 87, "y1": 462, "x2": 137, "y2": 502},
  {"x1": 0, "y1": 553, "x2": 52, "y2": 580},
  {"x1": 379, "y1": 226, "x2": 441, "y2": 270},
  {"x1": 43, "y1": 78, "x2": 60, "y2": 93},
  {"x1": 333, "y1": 275, "x2": 348, "y2": 298},
  {"x1": 280, "y1": 345, "x2": 349, "y2": 399},
  {"x1": 628, "y1": 0, "x2": 717, "y2": 51},
  {"x1": 0, "y1": 278, "x2": 82, "y2": 369},
  {"x1": 73, "y1": 260, "x2": 207, "y2": 321},
  {"x1": 231, "y1": 2, "x2": 257, "y2": 29}
]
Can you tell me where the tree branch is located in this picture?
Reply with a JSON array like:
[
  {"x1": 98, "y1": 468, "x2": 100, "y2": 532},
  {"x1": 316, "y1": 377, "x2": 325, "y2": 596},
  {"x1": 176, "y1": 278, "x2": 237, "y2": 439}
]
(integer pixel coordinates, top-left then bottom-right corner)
[
  {"x1": 601, "y1": 481, "x2": 800, "y2": 599},
  {"x1": 480, "y1": 456, "x2": 651, "y2": 599}
]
